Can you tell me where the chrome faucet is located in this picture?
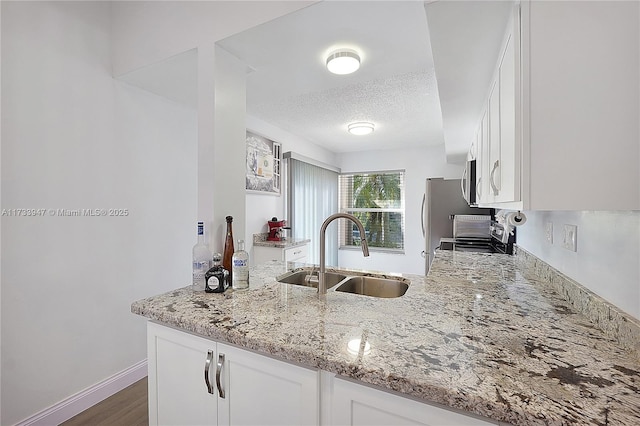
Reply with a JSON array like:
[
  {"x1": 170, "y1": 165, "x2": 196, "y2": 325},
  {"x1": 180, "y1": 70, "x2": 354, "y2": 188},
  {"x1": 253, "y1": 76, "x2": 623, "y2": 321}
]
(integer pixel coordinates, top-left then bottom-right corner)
[{"x1": 318, "y1": 213, "x2": 370, "y2": 295}]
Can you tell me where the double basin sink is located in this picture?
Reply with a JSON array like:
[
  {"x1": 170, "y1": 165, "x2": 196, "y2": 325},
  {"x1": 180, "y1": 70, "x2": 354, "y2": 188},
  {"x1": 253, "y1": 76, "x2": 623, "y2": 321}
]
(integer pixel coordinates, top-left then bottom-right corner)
[{"x1": 276, "y1": 268, "x2": 409, "y2": 298}]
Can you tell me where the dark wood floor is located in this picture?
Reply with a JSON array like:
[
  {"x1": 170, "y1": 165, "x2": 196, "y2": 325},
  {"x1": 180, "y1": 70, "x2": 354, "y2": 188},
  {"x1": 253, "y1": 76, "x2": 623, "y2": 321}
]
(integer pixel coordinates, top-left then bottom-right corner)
[{"x1": 61, "y1": 377, "x2": 148, "y2": 426}]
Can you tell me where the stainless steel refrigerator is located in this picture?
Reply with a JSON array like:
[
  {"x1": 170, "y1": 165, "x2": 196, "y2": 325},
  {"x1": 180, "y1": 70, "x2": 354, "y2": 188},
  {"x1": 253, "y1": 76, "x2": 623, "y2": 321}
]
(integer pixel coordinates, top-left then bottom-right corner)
[{"x1": 422, "y1": 178, "x2": 491, "y2": 273}]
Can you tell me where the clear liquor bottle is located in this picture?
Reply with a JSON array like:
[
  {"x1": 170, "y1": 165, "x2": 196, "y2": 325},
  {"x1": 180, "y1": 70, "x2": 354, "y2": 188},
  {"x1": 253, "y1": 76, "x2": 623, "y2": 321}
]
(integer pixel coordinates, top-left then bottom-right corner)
[
  {"x1": 192, "y1": 221, "x2": 212, "y2": 291},
  {"x1": 232, "y1": 239, "x2": 249, "y2": 290}
]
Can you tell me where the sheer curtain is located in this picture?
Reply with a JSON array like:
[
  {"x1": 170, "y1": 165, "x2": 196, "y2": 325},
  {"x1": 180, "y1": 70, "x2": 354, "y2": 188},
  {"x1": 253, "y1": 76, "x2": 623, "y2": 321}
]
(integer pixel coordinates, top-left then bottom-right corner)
[{"x1": 286, "y1": 156, "x2": 339, "y2": 266}]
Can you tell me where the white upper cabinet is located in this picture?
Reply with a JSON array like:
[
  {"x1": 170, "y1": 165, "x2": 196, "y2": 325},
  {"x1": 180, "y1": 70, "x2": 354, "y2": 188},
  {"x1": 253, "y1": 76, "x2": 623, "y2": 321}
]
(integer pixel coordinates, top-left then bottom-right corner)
[
  {"x1": 449, "y1": 0, "x2": 640, "y2": 210},
  {"x1": 520, "y1": 0, "x2": 639, "y2": 210},
  {"x1": 496, "y1": 20, "x2": 519, "y2": 204},
  {"x1": 477, "y1": 111, "x2": 490, "y2": 204},
  {"x1": 487, "y1": 79, "x2": 501, "y2": 204}
]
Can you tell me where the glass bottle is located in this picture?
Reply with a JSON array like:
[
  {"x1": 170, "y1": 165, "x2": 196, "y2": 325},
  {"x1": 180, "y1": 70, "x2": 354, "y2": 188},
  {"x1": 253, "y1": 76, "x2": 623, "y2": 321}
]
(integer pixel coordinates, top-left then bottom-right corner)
[
  {"x1": 205, "y1": 253, "x2": 229, "y2": 293},
  {"x1": 232, "y1": 239, "x2": 249, "y2": 290},
  {"x1": 223, "y1": 216, "x2": 234, "y2": 287},
  {"x1": 192, "y1": 221, "x2": 212, "y2": 291}
]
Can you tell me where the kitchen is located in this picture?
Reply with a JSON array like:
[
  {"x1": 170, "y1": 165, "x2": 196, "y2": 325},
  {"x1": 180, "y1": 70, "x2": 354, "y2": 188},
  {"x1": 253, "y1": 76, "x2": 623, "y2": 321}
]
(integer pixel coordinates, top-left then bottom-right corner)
[{"x1": 2, "y1": 1, "x2": 639, "y2": 425}]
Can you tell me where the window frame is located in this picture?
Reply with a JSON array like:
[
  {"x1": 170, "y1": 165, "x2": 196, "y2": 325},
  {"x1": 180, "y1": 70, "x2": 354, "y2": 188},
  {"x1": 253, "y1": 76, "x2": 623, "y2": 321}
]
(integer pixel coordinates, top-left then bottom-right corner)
[{"x1": 338, "y1": 170, "x2": 406, "y2": 254}]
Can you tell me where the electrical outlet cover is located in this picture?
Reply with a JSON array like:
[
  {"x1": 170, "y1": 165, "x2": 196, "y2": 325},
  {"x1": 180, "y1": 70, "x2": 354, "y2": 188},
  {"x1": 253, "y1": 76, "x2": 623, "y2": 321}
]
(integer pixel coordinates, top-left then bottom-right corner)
[
  {"x1": 562, "y1": 224, "x2": 578, "y2": 252},
  {"x1": 545, "y1": 222, "x2": 553, "y2": 244}
]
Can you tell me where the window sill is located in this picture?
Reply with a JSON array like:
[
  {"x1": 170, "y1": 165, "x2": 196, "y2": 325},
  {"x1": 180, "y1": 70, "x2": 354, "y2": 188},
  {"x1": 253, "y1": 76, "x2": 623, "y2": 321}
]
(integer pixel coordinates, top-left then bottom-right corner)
[{"x1": 339, "y1": 246, "x2": 405, "y2": 255}]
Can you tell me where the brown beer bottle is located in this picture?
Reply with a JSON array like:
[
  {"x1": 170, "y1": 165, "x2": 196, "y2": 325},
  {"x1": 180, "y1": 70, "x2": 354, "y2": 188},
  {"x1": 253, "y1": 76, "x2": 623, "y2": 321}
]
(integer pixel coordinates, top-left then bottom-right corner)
[{"x1": 223, "y1": 216, "x2": 234, "y2": 286}]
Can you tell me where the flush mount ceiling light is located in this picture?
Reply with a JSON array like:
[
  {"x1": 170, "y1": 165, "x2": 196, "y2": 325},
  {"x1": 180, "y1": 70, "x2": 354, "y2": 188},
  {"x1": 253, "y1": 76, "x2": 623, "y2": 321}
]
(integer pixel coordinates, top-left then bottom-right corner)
[
  {"x1": 348, "y1": 122, "x2": 375, "y2": 136},
  {"x1": 326, "y1": 49, "x2": 361, "y2": 75}
]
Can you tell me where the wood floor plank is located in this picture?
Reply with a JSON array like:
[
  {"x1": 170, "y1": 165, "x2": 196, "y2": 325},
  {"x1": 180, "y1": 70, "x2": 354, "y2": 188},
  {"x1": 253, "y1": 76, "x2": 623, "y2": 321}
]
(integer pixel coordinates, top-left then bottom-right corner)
[{"x1": 61, "y1": 377, "x2": 148, "y2": 426}]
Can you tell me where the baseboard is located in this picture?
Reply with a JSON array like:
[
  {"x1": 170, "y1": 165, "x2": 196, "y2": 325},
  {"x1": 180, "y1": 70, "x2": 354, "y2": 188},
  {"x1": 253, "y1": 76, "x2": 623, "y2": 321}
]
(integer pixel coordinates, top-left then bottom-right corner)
[{"x1": 16, "y1": 359, "x2": 147, "y2": 426}]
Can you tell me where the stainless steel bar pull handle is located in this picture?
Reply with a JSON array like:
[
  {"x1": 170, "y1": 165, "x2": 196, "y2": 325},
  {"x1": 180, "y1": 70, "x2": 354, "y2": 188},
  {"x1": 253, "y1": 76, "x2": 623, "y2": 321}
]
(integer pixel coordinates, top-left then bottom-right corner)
[
  {"x1": 204, "y1": 350, "x2": 214, "y2": 394},
  {"x1": 216, "y1": 353, "x2": 225, "y2": 398},
  {"x1": 490, "y1": 160, "x2": 500, "y2": 196},
  {"x1": 420, "y1": 193, "x2": 426, "y2": 238}
]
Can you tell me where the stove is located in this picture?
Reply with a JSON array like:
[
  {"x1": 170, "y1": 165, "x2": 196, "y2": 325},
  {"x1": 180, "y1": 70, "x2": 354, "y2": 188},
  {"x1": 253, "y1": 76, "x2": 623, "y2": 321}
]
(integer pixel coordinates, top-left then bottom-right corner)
[{"x1": 440, "y1": 215, "x2": 515, "y2": 255}]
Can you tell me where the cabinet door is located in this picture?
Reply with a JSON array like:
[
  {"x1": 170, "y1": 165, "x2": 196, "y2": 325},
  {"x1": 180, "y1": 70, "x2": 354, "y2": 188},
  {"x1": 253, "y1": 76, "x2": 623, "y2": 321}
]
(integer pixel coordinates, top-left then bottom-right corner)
[
  {"x1": 495, "y1": 10, "x2": 520, "y2": 204},
  {"x1": 331, "y1": 377, "x2": 498, "y2": 426},
  {"x1": 487, "y1": 79, "x2": 500, "y2": 203},
  {"x1": 476, "y1": 111, "x2": 489, "y2": 204},
  {"x1": 218, "y1": 343, "x2": 319, "y2": 426},
  {"x1": 284, "y1": 244, "x2": 308, "y2": 262},
  {"x1": 148, "y1": 322, "x2": 217, "y2": 426}
]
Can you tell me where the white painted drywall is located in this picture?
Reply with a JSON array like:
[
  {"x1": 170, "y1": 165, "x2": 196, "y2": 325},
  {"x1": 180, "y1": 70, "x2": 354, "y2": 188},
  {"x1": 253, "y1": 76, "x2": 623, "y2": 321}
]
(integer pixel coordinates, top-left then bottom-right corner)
[
  {"x1": 244, "y1": 115, "x2": 338, "y2": 260},
  {"x1": 211, "y1": 46, "x2": 248, "y2": 254},
  {"x1": 0, "y1": 0, "x2": 3, "y2": 416},
  {"x1": 337, "y1": 145, "x2": 464, "y2": 275},
  {"x1": 110, "y1": 1, "x2": 316, "y2": 76},
  {"x1": 2, "y1": 1, "x2": 322, "y2": 421},
  {"x1": 0, "y1": 2, "x2": 196, "y2": 424},
  {"x1": 517, "y1": 211, "x2": 640, "y2": 320}
]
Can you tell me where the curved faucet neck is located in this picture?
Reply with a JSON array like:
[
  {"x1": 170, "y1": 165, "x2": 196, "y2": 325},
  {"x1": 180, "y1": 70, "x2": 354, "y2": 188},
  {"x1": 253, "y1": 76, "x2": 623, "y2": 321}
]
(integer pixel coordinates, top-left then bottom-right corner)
[{"x1": 318, "y1": 213, "x2": 370, "y2": 295}]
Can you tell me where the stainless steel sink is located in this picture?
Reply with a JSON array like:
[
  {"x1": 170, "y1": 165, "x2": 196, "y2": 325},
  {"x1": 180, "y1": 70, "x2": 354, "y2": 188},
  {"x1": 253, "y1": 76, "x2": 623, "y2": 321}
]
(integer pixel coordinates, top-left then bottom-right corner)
[
  {"x1": 277, "y1": 269, "x2": 409, "y2": 298},
  {"x1": 276, "y1": 270, "x2": 347, "y2": 289},
  {"x1": 335, "y1": 276, "x2": 409, "y2": 298}
]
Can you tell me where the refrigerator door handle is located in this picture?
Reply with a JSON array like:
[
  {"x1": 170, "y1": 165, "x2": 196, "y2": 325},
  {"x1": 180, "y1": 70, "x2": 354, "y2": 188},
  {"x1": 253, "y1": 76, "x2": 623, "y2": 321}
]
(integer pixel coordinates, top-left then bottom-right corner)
[{"x1": 421, "y1": 193, "x2": 426, "y2": 238}]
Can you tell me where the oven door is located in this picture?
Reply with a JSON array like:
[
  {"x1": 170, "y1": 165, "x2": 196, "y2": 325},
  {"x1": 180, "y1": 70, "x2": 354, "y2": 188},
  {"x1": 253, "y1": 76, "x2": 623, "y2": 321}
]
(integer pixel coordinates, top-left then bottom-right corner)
[{"x1": 452, "y1": 239, "x2": 495, "y2": 253}]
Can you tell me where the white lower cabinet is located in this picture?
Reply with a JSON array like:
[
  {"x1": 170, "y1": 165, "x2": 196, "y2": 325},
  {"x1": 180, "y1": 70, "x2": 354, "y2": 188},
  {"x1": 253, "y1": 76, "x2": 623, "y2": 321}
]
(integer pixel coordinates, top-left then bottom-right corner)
[
  {"x1": 253, "y1": 243, "x2": 309, "y2": 265},
  {"x1": 328, "y1": 376, "x2": 500, "y2": 426},
  {"x1": 147, "y1": 322, "x2": 319, "y2": 426},
  {"x1": 219, "y1": 342, "x2": 318, "y2": 425},
  {"x1": 149, "y1": 323, "x2": 218, "y2": 425},
  {"x1": 148, "y1": 322, "x2": 503, "y2": 426}
]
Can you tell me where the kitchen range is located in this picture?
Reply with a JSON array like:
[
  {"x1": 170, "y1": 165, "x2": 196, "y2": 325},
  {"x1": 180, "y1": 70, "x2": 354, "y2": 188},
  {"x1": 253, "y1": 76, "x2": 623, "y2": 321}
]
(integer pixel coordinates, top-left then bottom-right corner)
[{"x1": 439, "y1": 214, "x2": 516, "y2": 255}]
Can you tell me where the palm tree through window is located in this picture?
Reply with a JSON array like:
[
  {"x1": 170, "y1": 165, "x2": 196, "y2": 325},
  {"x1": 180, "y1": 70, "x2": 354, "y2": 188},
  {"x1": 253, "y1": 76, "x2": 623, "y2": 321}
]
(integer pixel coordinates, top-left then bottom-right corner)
[{"x1": 339, "y1": 171, "x2": 405, "y2": 251}]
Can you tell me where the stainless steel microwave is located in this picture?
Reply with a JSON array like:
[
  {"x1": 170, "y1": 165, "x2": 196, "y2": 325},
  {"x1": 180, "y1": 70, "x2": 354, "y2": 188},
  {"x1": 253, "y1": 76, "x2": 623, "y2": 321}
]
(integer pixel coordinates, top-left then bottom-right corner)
[{"x1": 461, "y1": 159, "x2": 477, "y2": 206}]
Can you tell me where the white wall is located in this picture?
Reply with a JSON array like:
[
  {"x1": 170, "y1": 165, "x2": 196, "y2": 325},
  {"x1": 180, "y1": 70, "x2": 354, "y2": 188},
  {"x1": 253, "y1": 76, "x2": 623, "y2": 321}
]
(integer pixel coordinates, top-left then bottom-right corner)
[
  {"x1": 1, "y1": 2, "x2": 196, "y2": 424},
  {"x1": 245, "y1": 115, "x2": 337, "y2": 258},
  {"x1": 210, "y1": 46, "x2": 248, "y2": 254},
  {"x1": 338, "y1": 145, "x2": 464, "y2": 275},
  {"x1": 110, "y1": 0, "x2": 314, "y2": 257},
  {"x1": 0, "y1": 0, "x2": 3, "y2": 416},
  {"x1": 517, "y1": 211, "x2": 640, "y2": 320},
  {"x1": 110, "y1": 1, "x2": 315, "y2": 76}
]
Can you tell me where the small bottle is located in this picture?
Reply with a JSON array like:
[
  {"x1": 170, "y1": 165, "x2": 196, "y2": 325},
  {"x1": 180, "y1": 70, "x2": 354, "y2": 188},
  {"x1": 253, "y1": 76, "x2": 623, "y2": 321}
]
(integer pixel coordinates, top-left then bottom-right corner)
[
  {"x1": 192, "y1": 221, "x2": 212, "y2": 291},
  {"x1": 223, "y1": 216, "x2": 235, "y2": 286},
  {"x1": 205, "y1": 253, "x2": 229, "y2": 293},
  {"x1": 232, "y1": 239, "x2": 249, "y2": 290}
]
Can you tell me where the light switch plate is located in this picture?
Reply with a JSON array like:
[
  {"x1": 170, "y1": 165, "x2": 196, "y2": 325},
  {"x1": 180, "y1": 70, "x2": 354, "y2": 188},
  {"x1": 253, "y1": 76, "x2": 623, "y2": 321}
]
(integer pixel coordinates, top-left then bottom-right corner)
[
  {"x1": 545, "y1": 222, "x2": 553, "y2": 244},
  {"x1": 562, "y1": 224, "x2": 578, "y2": 252}
]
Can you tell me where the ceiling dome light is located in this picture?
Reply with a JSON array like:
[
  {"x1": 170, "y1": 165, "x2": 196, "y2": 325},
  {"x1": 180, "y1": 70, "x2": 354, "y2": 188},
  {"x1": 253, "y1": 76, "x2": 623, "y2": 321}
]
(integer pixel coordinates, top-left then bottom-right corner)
[
  {"x1": 326, "y1": 49, "x2": 361, "y2": 75},
  {"x1": 348, "y1": 122, "x2": 375, "y2": 136}
]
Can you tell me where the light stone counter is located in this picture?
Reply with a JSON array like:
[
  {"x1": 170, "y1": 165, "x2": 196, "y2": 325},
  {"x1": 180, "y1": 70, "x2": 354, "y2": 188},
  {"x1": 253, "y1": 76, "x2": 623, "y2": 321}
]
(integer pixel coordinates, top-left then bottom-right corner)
[
  {"x1": 131, "y1": 251, "x2": 640, "y2": 425},
  {"x1": 252, "y1": 232, "x2": 310, "y2": 249}
]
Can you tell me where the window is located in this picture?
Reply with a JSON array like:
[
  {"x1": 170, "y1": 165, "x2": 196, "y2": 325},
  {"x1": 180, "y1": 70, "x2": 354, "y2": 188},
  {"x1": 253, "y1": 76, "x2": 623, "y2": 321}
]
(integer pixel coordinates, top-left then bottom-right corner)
[{"x1": 339, "y1": 171, "x2": 405, "y2": 252}]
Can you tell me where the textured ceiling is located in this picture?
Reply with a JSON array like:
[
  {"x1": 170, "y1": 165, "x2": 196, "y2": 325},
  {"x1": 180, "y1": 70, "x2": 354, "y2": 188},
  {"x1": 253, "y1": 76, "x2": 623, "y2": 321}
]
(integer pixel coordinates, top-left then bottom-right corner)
[
  {"x1": 217, "y1": 1, "x2": 445, "y2": 154},
  {"x1": 119, "y1": 1, "x2": 514, "y2": 162}
]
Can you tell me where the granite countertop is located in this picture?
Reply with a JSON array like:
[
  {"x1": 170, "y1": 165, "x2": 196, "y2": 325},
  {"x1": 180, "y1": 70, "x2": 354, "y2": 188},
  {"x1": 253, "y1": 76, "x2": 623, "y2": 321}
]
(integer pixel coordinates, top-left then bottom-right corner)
[
  {"x1": 253, "y1": 238, "x2": 310, "y2": 248},
  {"x1": 131, "y1": 251, "x2": 640, "y2": 425}
]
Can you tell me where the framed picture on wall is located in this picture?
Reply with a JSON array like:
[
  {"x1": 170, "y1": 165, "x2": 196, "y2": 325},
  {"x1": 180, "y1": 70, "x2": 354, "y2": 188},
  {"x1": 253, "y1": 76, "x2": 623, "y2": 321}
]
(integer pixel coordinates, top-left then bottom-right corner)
[{"x1": 245, "y1": 131, "x2": 282, "y2": 195}]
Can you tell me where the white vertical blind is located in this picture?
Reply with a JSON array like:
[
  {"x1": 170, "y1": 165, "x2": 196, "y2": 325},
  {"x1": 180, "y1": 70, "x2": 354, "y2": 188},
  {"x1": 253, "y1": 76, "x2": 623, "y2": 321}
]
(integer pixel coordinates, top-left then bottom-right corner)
[{"x1": 287, "y1": 158, "x2": 339, "y2": 266}]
